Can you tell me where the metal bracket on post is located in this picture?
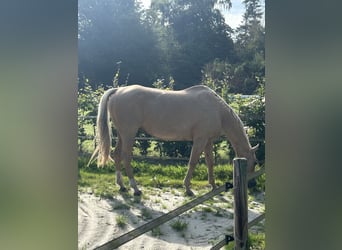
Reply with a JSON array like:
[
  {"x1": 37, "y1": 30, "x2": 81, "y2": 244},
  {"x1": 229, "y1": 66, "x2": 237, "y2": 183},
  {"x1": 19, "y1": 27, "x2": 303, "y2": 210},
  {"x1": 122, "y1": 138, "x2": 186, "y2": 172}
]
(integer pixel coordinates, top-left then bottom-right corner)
[
  {"x1": 210, "y1": 234, "x2": 234, "y2": 250},
  {"x1": 225, "y1": 235, "x2": 234, "y2": 244},
  {"x1": 225, "y1": 182, "x2": 233, "y2": 191}
]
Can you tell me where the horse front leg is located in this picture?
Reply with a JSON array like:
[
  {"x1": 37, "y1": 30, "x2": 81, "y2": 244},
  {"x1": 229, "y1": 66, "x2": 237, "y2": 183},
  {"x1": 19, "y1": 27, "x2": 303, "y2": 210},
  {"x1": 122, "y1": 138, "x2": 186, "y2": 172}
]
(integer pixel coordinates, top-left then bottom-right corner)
[
  {"x1": 204, "y1": 140, "x2": 216, "y2": 190},
  {"x1": 184, "y1": 138, "x2": 207, "y2": 196}
]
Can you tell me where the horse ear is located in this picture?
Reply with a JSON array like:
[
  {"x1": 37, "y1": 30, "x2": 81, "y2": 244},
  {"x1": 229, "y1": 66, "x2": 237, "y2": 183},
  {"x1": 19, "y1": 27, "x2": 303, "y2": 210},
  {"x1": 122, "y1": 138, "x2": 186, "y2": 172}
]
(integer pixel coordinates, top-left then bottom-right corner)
[{"x1": 251, "y1": 144, "x2": 259, "y2": 152}]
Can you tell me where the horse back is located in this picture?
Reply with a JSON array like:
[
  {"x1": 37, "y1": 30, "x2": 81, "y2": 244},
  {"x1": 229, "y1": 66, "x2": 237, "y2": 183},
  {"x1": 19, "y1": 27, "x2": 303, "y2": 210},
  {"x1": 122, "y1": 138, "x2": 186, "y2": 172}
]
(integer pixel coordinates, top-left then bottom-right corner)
[{"x1": 107, "y1": 85, "x2": 224, "y2": 140}]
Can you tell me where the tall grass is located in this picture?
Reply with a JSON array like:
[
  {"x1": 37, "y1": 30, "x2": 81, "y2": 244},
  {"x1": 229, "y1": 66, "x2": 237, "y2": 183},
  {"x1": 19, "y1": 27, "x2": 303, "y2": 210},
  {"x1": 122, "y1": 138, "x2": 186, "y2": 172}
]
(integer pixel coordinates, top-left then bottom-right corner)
[
  {"x1": 130, "y1": 160, "x2": 233, "y2": 182},
  {"x1": 78, "y1": 157, "x2": 265, "y2": 196}
]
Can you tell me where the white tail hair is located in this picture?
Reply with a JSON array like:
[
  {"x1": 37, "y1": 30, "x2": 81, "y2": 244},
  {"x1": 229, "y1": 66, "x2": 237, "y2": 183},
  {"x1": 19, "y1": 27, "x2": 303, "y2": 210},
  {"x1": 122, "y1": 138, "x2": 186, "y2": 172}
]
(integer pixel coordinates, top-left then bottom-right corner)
[{"x1": 88, "y1": 88, "x2": 117, "y2": 167}]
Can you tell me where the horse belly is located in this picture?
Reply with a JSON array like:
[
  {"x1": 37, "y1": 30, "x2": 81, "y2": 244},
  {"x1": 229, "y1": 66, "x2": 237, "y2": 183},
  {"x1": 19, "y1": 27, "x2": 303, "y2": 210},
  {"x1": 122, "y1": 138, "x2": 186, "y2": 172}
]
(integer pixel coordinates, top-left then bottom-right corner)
[{"x1": 142, "y1": 116, "x2": 194, "y2": 141}]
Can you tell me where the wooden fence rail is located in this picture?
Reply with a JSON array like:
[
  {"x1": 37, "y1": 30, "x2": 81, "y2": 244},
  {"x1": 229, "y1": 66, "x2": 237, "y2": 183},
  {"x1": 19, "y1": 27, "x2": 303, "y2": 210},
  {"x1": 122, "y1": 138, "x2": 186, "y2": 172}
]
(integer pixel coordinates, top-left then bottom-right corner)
[
  {"x1": 78, "y1": 135, "x2": 264, "y2": 143},
  {"x1": 93, "y1": 158, "x2": 265, "y2": 250},
  {"x1": 78, "y1": 115, "x2": 265, "y2": 144}
]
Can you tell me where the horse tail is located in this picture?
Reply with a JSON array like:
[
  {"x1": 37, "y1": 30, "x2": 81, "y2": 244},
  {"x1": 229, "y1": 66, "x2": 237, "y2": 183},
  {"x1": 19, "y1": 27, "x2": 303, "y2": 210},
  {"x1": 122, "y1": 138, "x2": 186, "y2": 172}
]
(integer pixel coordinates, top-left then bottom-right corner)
[{"x1": 88, "y1": 88, "x2": 118, "y2": 167}]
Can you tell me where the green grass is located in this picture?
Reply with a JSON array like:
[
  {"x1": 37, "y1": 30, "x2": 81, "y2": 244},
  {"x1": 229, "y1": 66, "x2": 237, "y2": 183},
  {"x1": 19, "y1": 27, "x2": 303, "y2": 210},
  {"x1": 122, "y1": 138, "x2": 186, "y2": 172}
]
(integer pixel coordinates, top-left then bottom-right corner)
[
  {"x1": 224, "y1": 232, "x2": 265, "y2": 250},
  {"x1": 151, "y1": 226, "x2": 163, "y2": 237},
  {"x1": 131, "y1": 160, "x2": 233, "y2": 182},
  {"x1": 170, "y1": 219, "x2": 188, "y2": 232},
  {"x1": 140, "y1": 208, "x2": 153, "y2": 220},
  {"x1": 247, "y1": 233, "x2": 265, "y2": 249},
  {"x1": 78, "y1": 158, "x2": 235, "y2": 197},
  {"x1": 78, "y1": 167, "x2": 119, "y2": 198},
  {"x1": 78, "y1": 157, "x2": 264, "y2": 200},
  {"x1": 116, "y1": 214, "x2": 128, "y2": 228}
]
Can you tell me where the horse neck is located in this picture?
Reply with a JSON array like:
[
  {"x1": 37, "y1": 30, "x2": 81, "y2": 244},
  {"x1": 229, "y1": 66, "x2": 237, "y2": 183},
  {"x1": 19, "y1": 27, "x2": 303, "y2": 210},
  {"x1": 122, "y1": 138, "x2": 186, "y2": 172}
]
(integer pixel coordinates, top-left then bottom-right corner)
[{"x1": 222, "y1": 108, "x2": 251, "y2": 157}]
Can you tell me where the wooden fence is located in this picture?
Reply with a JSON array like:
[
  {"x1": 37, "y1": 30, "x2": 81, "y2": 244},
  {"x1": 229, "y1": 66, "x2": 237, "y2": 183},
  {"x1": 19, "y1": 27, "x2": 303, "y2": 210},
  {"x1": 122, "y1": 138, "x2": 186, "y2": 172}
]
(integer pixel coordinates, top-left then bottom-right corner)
[
  {"x1": 94, "y1": 158, "x2": 265, "y2": 250},
  {"x1": 78, "y1": 115, "x2": 264, "y2": 163}
]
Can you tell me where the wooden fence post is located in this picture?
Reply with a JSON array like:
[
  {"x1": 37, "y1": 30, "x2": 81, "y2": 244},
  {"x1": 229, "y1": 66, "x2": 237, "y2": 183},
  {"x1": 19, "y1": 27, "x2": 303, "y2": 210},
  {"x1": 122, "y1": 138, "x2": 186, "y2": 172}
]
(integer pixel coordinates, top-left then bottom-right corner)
[{"x1": 233, "y1": 158, "x2": 248, "y2": 250}]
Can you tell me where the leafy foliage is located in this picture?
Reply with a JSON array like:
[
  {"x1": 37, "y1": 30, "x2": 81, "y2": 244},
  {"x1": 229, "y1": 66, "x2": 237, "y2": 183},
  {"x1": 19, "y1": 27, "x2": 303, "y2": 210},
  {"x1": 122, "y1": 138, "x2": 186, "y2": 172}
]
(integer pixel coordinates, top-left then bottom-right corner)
[
  {"x1": 77, "y1": 0, "x2": 265, "y2": 160},
  {"x1": 202, "y1": 69, "x2": 265, "y2": 164},
  {"x1": 135, "y1": 130, "x2": 151, "y2": 156},
  {"x1": 237, "y1": 79, "x2": 265, "y2": 162},
  {"x1": 78, "y1": 0, "x2": 264, "y2": 93},
  {"x1": 78, "y1": 80, "x2": 105, "y2": 153},
  {"x1": 78, "y1": 0, "x2": 162, "y2": 86},
  {"x1": 201, "y1": 59, "x2": 232, "y2": 100}
]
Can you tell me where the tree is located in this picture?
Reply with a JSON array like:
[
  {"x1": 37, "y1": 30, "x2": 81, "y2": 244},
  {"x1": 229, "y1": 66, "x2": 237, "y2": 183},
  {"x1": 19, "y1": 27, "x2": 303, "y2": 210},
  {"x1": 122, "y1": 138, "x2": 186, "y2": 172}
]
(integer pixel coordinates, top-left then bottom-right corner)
[
  {"x1": 201, "y1": 58, "x2": 232, "y2": 100},
  {"x1": 231, "y1": 0, "x2": 265, "y2": 94},
  {"x1": 236, "y1": 0, "x2": 263, "y2": 47},
  {"x1": 78, "y1": 0, "x2": 162, "y2": 87},
  {"x1": 150, "y1": 0, "x2": 235, "y2": 89}
]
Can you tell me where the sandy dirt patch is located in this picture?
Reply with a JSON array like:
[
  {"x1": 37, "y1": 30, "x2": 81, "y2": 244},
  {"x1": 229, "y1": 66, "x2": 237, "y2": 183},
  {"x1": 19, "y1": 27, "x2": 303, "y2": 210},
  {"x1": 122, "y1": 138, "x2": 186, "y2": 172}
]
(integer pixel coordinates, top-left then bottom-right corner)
[{"x1": 78, "y1": 187, "x2": 264, "y2": 250}]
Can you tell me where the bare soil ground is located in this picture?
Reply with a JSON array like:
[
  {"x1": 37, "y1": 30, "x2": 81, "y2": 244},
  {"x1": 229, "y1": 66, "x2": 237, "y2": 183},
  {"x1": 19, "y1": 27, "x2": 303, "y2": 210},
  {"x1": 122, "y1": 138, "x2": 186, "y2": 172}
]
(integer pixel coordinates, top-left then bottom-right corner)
[{"x1": 78, "y1": 187, "x2": 264, "y2": 250}]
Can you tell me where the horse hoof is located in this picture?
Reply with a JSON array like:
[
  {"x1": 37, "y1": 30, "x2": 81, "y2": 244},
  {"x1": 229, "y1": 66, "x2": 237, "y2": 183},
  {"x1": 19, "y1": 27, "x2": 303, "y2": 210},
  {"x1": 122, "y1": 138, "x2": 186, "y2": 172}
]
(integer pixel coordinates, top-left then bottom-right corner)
[
  {"x1": 119, "y1": 187, "x2": 128, "y2": 192},
  {"x1": 185, "y1": 190, "x2": 195, "y2": 196},
  {"x1": 134, "y1": 190, "x2": 142, "y2": 196}
]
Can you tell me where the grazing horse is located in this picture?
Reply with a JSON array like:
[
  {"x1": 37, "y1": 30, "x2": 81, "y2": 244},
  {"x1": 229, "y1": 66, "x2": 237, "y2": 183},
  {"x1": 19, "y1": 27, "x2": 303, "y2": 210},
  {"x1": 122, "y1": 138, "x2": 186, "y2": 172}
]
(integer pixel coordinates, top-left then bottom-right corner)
[{"x1": 89, "y1": 85, "x2": 258, "y2": 196}]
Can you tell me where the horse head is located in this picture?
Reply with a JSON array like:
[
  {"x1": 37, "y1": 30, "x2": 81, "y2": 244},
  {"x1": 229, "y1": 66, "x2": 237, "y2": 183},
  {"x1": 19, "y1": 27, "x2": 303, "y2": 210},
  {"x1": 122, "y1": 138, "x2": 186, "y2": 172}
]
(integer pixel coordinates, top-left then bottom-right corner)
[
  {"x1": 245, "y1": 144, "x2": 259, "y2": 188},
  {"x1": 247, "y1": 144, "x2": 259, "y2": 173}
]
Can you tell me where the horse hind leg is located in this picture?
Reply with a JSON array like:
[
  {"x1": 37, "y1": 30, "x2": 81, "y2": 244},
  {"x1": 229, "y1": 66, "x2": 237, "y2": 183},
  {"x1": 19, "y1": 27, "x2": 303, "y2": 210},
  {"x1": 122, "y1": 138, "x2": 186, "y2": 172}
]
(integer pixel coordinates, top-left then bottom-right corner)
[
  {"x1": 121, "y1": 133, "x2": 142, "y2": 196},
  {"x1": 113, "y1": 135, "x2": 127, "y2": 192}
]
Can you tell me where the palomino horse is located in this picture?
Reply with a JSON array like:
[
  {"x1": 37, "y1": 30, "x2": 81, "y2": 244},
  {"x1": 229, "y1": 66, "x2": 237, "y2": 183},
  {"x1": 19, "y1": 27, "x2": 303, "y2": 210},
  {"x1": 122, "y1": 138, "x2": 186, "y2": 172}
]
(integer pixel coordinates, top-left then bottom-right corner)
[{"x1": 89, "y1": 85, "x2": 258, "y2": 196}]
